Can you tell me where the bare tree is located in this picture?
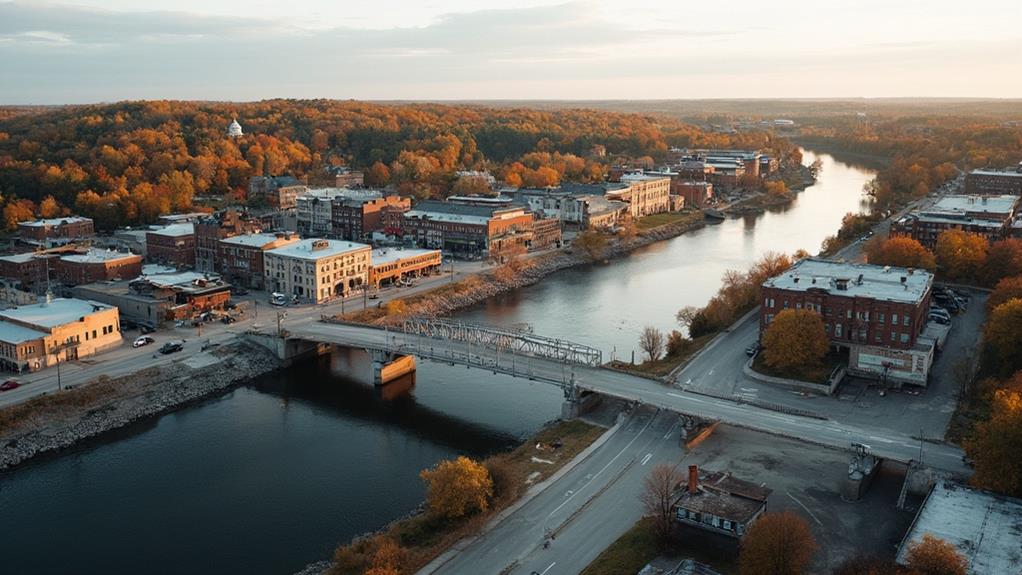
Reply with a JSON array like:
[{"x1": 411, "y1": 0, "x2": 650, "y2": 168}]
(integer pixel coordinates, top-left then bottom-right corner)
[
  {"x1": 639, "y1": 326, "x2": 665, "y2": 362},
  {"x1": 675, "y1": 306, "x2": 700, "y2": 330},
  {"x1": 640, "y1": 464, "x2": 683, "y2": 545}
]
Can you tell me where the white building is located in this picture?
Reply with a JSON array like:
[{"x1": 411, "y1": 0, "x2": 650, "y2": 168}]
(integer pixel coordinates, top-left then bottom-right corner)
[
  {"x1": 263, "y1": 239, "x2": 372, "y2": 303},
  {"x1": 227, "y1": 118, "x2": 243, "y2": 137}
]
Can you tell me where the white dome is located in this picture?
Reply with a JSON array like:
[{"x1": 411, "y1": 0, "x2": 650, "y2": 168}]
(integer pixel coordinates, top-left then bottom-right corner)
[{"x1": 227, "y1": 118, "x2": 243, "y2": 137}]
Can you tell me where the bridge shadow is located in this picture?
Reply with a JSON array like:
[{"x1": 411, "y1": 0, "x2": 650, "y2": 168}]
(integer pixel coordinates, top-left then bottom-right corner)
[{"x1": 249, "y1": 353, "x2": 520, "y2": 457}]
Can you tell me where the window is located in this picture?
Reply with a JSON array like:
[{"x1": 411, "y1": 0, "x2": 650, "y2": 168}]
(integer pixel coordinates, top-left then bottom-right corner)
[
  {"x1": 891, "y1": 331, "x2": 897, "y2": 342},
  {"x1": 723, "y1": 520, "x2": 732, "y2": 531},
  {"x1": 796, "y1": 302, "x2": 802, "y2": 310},
  {"x1": 878, "y1": 313, "x2": 885, "y2": 323},
  {"x1": 903, "y1": 315, "x2": 910, "y2": 326},
  {"x1": 835, "y1": 324, "x2": 843, "y2": 337},
  {"x1": 875, "y1": 332, "x2": 882, "y2": 342},
  {"x1": 846, "y1": 309, "x2": 852, "y2": 319},
  {"x1": 900, "y1": 333, "x2": 909, "y2": 343},
  {"x1": 892, "y1": 313, "x2": 899, "y2": 324}
]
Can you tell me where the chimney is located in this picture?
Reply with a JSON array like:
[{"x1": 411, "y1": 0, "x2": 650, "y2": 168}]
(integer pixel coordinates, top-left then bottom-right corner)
[{"x1": 688, "y1": 465, "x2": 699, "y2": 495}]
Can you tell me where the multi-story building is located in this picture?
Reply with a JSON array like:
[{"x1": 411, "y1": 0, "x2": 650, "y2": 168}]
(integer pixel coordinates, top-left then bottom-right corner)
[
  {"x1": 17, "y1": 216, "x2": 95, "y2": 247},
  {"x1": 675, "y1": 181, "x2": 714, "y2": 208},
  {"x1": 218, "y1": 232, "x2": 300, "y2": 289},
  {"x1": 760, "y1": 259, "x2": 936, "y2": 386},
  {"x1": 296, "y1": 188, "x2": 382, "y2": 237},
  {"x1": 704, "y1": 157, "x2": 746, "y2": 188},
  {"x1": 964, "y1": 165, "x2": 1022, "y2": 196},
  {"x1": 74, "y1": 271, "x2": 232, "y2": 327},
  {"x1": 513, "y1": 187, "x2": 627, "y2": 230},
  {"x1": 891, "y1": 194, "x2": 1021, "y2": 249},
  {"x1": 264, "y1": 239, "x2": 372, "y2": 303},
  {"x1": 194, "y1": 210, "x2": 265, "y2": 273},
  {"x1": 368, "y1": 248, "x2": 442, "y2": 288},
  {"x1": 146, "y1": 224, "x2": 196, "y2": 269},
  {"x1": 693, "y1": 149, "x2": 762, "y2": 178},
  {"x1": 54, "y1": 249, "x2": 143, "y2": 286},
  {"x1": 0, "y1": 297, "x2": 121, "y2": 373},
  {"x1": 0, "y1": 253, "x2": 53, "y2": 293},
  {"x1": 332, "y1": 194, "x2": 411, "y2": 241},
  {"x1": 530, "y1": 218, "x2": 562, "y2": 250},
  {"x1": 759, "y1": 155, "x2": 780, "y2": 176},
  {"x1": 613, "y1": 174, "x2": 672, "y2": 218},
  {"x1": 328, "y1": 167, "x2": 365, "y2": 188},
  {"x1": 249, "y1": 176, "x2": 309, "y2": 209},
  {"x1": 401, "y1": 201, "x2": 534, "y2": 259}
]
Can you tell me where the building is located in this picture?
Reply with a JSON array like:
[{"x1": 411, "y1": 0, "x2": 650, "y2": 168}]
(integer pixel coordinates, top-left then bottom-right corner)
[
  {"x1": 249, "y1": 176, "x2": 309, "y2": 210},
  {"x1": 264, "y1": 239, "x2": 372, "y2": 303},
  {"x1": 401, "y1": 201, "x2": 534, "y2": 259},
  {"x1": 514, "y1": 185, "x2": 630, "y2": 230},
  {"x1": 964, "y1": 165, "x2": 1022, "y2": 196},
  {"x1": 18, "y1": 216, "x2": 95, "y2": 247},
  {"x1": 0, "y1": 297, "x2": 121, "y2": 373},
  {"x1": 759, "y1": 156, "x2": 780, "y2": 176},
  {"x1": 896, "y1": 481, "x2": 1022, "y2": 575},
  {"x1": 760, "y1": 259, "x2": 936, "y2": 386},
  {"x1": 227, "y1": 118, "x2": 243, "y2": 137},
  {"x1": 76, "y1": 271, "x2": 232, "y2": 326},
  {"x1": 368, "y1": 248, "x2": 442, "y2": 288},
  {"x1": 194, "y1": 210, "x2": 265, "y2": 273},
  {"x1": 146, "y1": 223, "x2": 196, "y2": 269},
  {"x1": 296, "y1": 188, "x2": 361, "y2": 237},
  {"x1": 530, "y1": 217, "x2": 562, "y2": 251},
  {"x1": 675, "y1": 181, "x2": 714, "y2": 208},
  {"x1": 332, "y1": 194, "x2": 411, "y2": 241},
  {"x1": 158, "y1": 213, "x2": 209, "y2": 226},
  {"x1": 572, "y1": 195, "x2": 628, "y2": 229},
  {"x1": 891, "y1": 195, "x2": 1020, "y2": 249},
  {"x1": 614, "y1": 174, "x2": 673, "y2": 217},
  {"x1": 704, "y1": 157, "x2": 747, "y2": 188},
  {"x1": 54, "y1": 248, "x2": 143, "y2": 286},
  {"x1": 329, "y1": 167, "x2": 365, "y2": 188},
  {"x1": 0, "y1": 252, "x2": 53, "y2": 293},
  {"x1": 218, "y1": 232, "x2": 300, "y2": 289},
  {"x1": 693, "y1": 149, "x2": 762, "y2": 178},
  {"x1": 673, "y1": 466, "x2": 771, "y2": 538}
]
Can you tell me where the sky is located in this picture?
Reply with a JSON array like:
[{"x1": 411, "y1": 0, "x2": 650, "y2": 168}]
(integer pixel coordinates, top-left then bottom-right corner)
[{"x1": 0, "y1": 0, "x2": 1020, "y2": 104}]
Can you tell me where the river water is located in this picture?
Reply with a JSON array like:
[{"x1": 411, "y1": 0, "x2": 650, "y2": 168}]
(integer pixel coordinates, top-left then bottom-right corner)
[{"x1": 0, "y1": 151, "x2": 875, "y2": 575}]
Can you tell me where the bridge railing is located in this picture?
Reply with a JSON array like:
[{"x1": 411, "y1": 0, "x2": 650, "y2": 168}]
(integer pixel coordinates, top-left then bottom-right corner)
[{"x1": 400, "y1": 317, "x2": 603, "y2": 366}]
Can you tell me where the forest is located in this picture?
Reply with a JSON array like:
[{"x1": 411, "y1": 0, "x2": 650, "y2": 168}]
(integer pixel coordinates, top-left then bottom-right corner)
[{"x1": 0, "y1": 100, "x2": 798, "y2": 230}]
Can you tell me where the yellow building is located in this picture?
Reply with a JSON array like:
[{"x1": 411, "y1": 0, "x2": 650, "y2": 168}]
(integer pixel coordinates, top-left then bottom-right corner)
[
  {"x1": 0, "y1": 297, "x2": 122, "y2": 373},
  {"x1": 368, "y1": 248, "x2": 442, "y2": 288},
  {"x1": 264, "y1": 239, "x2": 372, "y2": 303},
  {"x1": 613, "y1": 174, "x2": 672, "y2": 218}
]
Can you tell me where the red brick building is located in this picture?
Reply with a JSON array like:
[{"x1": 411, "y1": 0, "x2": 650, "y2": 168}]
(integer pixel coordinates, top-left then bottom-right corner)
[
  {"x1": 146, "y1": 224, "x2": 196, "y2": 269},
  {"x1": 18, "y1": 216, "x2": 94, "y2": 247},
  {"x1": 332, "y1": 194, "x2": 411, "y2": 241},
  {"x1": 194, "y1": 210, "x2": 265, "y2": 273},
  {"x1": 218, "y1": 232, "x2": 299, "y2": 289},
  {"x1": 0, "y1": 253, "x2": 52, "y2": 292},
  {"x1": 760, "y1": 259, "x2": 936, "y2": 386},
  {"x1": 890, "y1": 194, "x2": 1020, "y2": 249},
  {"x1": 675, "y1": 181, "x2": 714, "y2": 208},
  {"x1": 55, "y1": 249, "x2": 143, "y2": 286},
  {"x1": 964, "y1": 166, "x2": 1022, "y2": 196},
  {"x1": 401, "y1": 200, "x2": 534, "y2": 259}
]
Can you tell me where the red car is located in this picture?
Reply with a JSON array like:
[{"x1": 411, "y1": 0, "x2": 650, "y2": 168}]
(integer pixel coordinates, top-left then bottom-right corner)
[{"x1": 0, "y1": 380, "x2": 21, "y2": 391}]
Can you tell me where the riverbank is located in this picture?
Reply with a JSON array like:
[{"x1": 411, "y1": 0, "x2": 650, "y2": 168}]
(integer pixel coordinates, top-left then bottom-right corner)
[{"x1": 0, "y1": 341, "x2": 281, "y2": 471}]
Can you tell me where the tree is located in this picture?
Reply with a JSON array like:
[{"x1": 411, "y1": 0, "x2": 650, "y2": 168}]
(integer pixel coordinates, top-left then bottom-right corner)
[
  {"x1": 864, "y1": 236, "x2": 936, "y2": 271},
  {"x1": 38, "y1": 195, "x2": 63, "y2": 218},
  {"x1": 666, "y1": 330, "x2": 687, "y2": 357},
  {"x1": 739, "y1": 511, "x2": 817, "y2": 575},
  {"x1": 982, "y1": 239, "x2": 1022, "y2": 286},
  {"x1": 903, "y1": 533, "x2": 967, "y2": 575},
  {"x1": 419, "y1": 456, "x2": 493, "y2": 520},
  {"x1": 966, "y1": 388, "x2": 1022, "y2": 497},
  {"x1": 675, "y1": 306, "x2": 701, "y2": 332},
  {"x1": 640, "y1": 464, "x2": 683, "y2": 545},
  {"x1": 987, "y1": 275, "x2": 1022, "y2": 311},
  {"x1": 365, "y1": 161, "x2": 391, "y2": 187},
  {"x1": 984, "y1": 299, "x2": 1022, "y2": 376},
  {"x1": 763, "y1": 181, "x2": 789, "y2": 197},
  {"x1": 935, "y1": 229, "x2": 989, "y2": 281},
  {"x1": 762, "y1": 309, "x2": 829, "y2": 371},
  {"x1": 2, "y1": 198, "x2": 36, "y2": 231},
  {"x1": 639, "y1": 326, "x2": 665, "y2": 362},
  {"x1": 574, "y1": 230, "x2": 607, "y2": 259}
]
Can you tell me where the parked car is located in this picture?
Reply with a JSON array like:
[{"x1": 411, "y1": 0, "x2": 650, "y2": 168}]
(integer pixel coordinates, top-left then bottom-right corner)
[
  {"x1": 929, "y1": 307, "x2": 951, "y2": 320},
  {"x1": 270, "y1": 292, "x2": 287, "y2": 306},
  {"x1": 132, "y1": 336, "x2": 155, "y2": 348},
  {"x1": 745, "y1": 343, "x2": 761, "y2": 357},
  {"x1": 159, "y1": 341, "x2": 184, "y2": 354},
  {"x1": 139, "y1": 324, "x2": 156, "y2": 334},
  {"x1": 221, "y1": 315, "x2": 237, "y2": 324},
  {"x1": 928, "y1": 314, "x2": 950, "y2": 325},
  {"x1": 0, "y1": 380, "x2": 20, "y2": 392},
  {"x1": 230, "y1": 286, "x2": 249, "y2": 296}
]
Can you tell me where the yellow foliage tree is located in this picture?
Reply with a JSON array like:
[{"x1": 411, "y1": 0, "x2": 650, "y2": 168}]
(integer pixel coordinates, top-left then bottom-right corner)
[
  {"x1": 574, "y1": 230, "x2": 607, "y2": 259},
  {"x1": 983, "y1": 299, "x2": 1022, "y2": 376},
  {"x1": 966, "y1": 388, "x2": 1022, "y2": 497},
  {"x1": 762, "y1": 309, "x2": 829, "y2": 371},
  {"x1": 38, "y1": 195, "x2": 63, "y2": 218},
  {"x1": 419, "y1": 456, "x2": 493, "y2": 520},
  {"x1": 864, "y1": 236, "x2": 936, "y2": 271},
  {"x1": 903, "y1": 533, "x2": 968, "y2": 575},
  {"x1": 935, "y1": 229, "x2": 988, "y2": 281}
]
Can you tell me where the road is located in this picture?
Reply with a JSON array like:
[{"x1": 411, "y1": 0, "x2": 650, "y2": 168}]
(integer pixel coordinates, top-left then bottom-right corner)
[
  {"x1": 289, "y1": 321, "x2": 970, "y2": 475},
  {"x1": 431, "y1": 408, "x2": 685, "y2": 575}
]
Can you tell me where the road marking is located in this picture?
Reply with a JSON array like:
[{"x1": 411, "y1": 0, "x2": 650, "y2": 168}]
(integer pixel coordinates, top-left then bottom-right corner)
[
  {"x1": 786, "y1": 491, "x2": 823, "y2": 526},
  {"x1": 539, "y1": 562, "x2": 556, "y2": 575},
  {"x1": 667, "y1": 392, "x2": 704, "y2": 404},
  {"x1": 685, "y1": 378, "x2": 692, "y2": 385},
  {"x1": 640, "y1": 453, "x2": 652, "y2": 466},
  {"x1": 707, "y1": 369, "x2": 714, "y2": 376}
]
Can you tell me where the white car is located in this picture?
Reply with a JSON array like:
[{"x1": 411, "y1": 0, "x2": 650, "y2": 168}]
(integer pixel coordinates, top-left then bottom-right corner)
[{"x1": 133, "y1": 336, "x2": 155, "y2": 348}]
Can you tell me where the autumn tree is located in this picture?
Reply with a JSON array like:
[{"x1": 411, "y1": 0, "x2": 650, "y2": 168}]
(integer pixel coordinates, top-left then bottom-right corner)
[
  {"x1": 574, "y1": 230, "x2": 607, "y2": 259},
  {"x1": 762, "y1": 309, "x2": 829, "y2": 371},
  {"x1": 38, "y1": 195, "x2": 63, "y2": 218},
  {"x1": 365, "y1": 161, "x2": 391, "y2": 187},
  {"x1": 864, "y1": 236, "x2": 936, "y2": 271},
  {"x1": 987, "y1": 276, "x2": 1022, "y2": 311},
  {"x1": 935, "y1": 229, "x2": 989, "y2": 281},
  {"x1": 903, "y1": 533, "x2": 967, "y2": 575},
  {"x1": 982, "y1": 239, "x2": 1022, "y2": 286},
  {"x1": 666, "y1": 330, "x2": 687, "y2": 357},
  {"x1": 675, "y1": 306, "x2": 701, "y2": 333},
  {"x1": 763, "y1": 181, "x2": 789, "y2": 197},
  {"x1": 419, "y1": 456, "x2": 493, "y2": 521},
  {"x1": 639, "y1": 326, "x2": 665, "y2": 362},
  {"x1": 640, "y1": 464, "x2": 683, "y2": 545},
  {"x1": 2, "y1": 198, "x2": 35, "y2": 231},
  {"x1": 966, "y1": 388, "x2": 1022, "y2": 497},
  {"x1": 329, "y1": 534, "x2": 407, "y2": 575},
  {"x1": 983, "y1": 299, "x2": 1022, "y2": 376},
  {"x1": 739, "y1": 511, "x2": 817, "y2": 575}
]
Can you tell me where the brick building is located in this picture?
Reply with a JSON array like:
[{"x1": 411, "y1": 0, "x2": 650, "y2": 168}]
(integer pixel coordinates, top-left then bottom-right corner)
[
  {"x1": 146, "y1": 224, "x2": 196, "y2": 269},
  {"x1": 332, "y1": 194, "x2": 411, "y2": 241},
  {"x1": 675, "y1": 181, "x2": 714, "y2": 208},
  {"x1": 218, "y1": 232, "x2": 300, "y2": 289},
  {"x1": 368, "y1": 248, "x2": 442, "y2": 288},
  {"x1": 891, "y1": 194, "x2": 1020, "y2": 249},
  {"x1": 760, "y1": 259, "x2": 936, "y2": 386},
  {"x1": 264, "y1": 239, "x2": 371, "y2": 303},
  {"x1": 18, "y1": 216, "x2": 94, "y2": 247},
  {"x1": 401, "y1": 201, "x2": 534, "y2": 259},
  {"x1": 0, "y1": 253, "x2": 52, "y2": 292},
  {"x1": 54, "y1": 249, "x2": 143, "y2": 286},
  {"x1": 249, "y1": 176, "x2": 309, "y2": 209},
  {"x1": 194, "y1": 210, "x2": 264, "y2": 273},
  {"x1": 614, "y1": 174, "x2": 673, "y2": 217},
  {"x1": 530, "y1": 217, "x2": 563, "y2": 251},
  {"x1": 964, "y1": 166, "x2": 1022, "y2": 196},
  {"x1": 673, "y1": 466, "x2": 771, "y2": 539}
]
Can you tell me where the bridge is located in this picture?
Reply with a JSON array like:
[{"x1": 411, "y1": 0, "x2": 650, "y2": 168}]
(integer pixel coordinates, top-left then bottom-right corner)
[{"x1": 247, "y1": 318, "x2": 970, "y2": 476}]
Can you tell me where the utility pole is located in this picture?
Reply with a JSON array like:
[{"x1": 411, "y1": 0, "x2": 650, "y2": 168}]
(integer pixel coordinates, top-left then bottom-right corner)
[{"x1": 450, "y1": 257, "x2": 455, "y2": 283}]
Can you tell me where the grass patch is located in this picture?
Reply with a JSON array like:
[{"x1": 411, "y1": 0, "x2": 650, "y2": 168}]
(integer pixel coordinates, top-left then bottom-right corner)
[
  {"x1": 580, "y1": 517, "x2": 661, "y2": 575},
  {"x1": 328, "y1": 418, "x2": 606, "y2": 575},
  {"x1": 636, "y1": 210, "x2": 703, "y2": 231},
  {"x1": 752, "y1": 350, "x2": 846, "y2": 385},
  {"x1": 607, "y1": 334, "x2": 714, "y2": 378}
]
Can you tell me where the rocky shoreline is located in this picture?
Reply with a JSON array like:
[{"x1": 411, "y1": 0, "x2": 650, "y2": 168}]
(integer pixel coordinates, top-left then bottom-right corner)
[{"x1": 0, "y1": 342, "x2": 281, "y2": 472}]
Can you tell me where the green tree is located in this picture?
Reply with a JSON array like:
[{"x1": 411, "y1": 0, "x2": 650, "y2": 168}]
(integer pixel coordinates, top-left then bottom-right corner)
[{"x1": 762, "y1": 309, "x2": 829, "y2": 371}]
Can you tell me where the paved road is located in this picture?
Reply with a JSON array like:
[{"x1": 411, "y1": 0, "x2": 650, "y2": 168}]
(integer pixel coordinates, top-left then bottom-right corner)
[
  {"x1": 289, "y1": 322, "x2": 970, "y2": 476},
  {"x1": 431, "y1": 408, "x2": 685, "y2": 575}
]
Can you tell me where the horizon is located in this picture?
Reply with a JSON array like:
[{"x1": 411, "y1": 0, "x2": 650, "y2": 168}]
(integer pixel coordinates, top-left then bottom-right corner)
[{"x1": 2, "y1": 0, "x2": 1021, "y2": 104}]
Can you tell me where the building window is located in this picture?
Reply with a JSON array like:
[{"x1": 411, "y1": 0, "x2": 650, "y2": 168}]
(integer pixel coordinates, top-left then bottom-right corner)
[
  {"x1": 835, "y1": 324, "x2": 843, "y2": 337},
  {"x1": 891, "y1": 331, "x2": 896, "y2": 342},
  {"x1": 900, "y1": 333, "x2": 909, "y2": 343},
  {"x1": 892, "y1": 313, "x2": 899, "y2": 324},
  {"x1": 878, "y1": 313, "x2": 885, "y2": 323},
  {"x1": 903, "y1": 315, "x2": 910, "y2": 326}
]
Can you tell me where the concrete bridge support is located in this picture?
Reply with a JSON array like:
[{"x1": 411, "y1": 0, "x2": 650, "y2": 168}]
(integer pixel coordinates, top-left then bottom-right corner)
[
  {"x1": 242, "y1": 332, "x2": 331, "y2": 366},
  {"x1": 370, "y1": 349, "x2": 417, "y2": 386},
  {"x1": 560, "y1": 383, "x2": 602, "y2": 420}
]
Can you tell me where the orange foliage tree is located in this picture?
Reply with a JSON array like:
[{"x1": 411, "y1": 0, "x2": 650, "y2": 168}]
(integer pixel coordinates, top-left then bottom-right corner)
[
  {"x1": 966, "y1": 388, "x2": 1022, "y2": 497},
  {"x1": 986, "y1": 276, "x2": 1022, "y2": 311},
  {"x1": 935, "y1": 229, "x2": 989, "y2": 281},
  {"x1": 982, "y1": 239, "x2": 1022, "y2": 287},
  {"x1": 983, "y1": 299, "x2": 1022, "y2": 376},
  {"x1": 762, "y1": 309, "x2": 829, "y2": 371},
  {"x1": 419, "y1": 456, "x2": 493, "y2": 521},
  {"x1": 739, "y1": 511, "x2": 817, "y2": 575},
  {"x1": 864, "y1": 236, "x2": 936, "y2": 271},
  {"x1": 903, "y1": 533, "x2": 967, "y2": 575}
]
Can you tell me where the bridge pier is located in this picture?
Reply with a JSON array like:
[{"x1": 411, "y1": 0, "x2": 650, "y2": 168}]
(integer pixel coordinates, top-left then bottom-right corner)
[
  {"x1": 370, "y1": 349, "x2": 417, "y2": 386},
  {"x1": 560, "y1": 380, "x2": 601, "y2": 420}
]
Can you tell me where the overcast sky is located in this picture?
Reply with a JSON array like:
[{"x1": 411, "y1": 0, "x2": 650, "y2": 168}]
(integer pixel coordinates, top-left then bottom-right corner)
[{"x1": 1, "y1": 0, "x2": 1020, "y2": 104}]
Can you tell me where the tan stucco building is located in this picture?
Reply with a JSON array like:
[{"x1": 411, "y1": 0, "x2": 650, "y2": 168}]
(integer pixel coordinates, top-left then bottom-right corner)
[
  {"x1": 0, "y1": 297, "x2": 122, "y2": 373},
  {"x1": 264, "y1": 239, "x2": 372, "y2": 303}
]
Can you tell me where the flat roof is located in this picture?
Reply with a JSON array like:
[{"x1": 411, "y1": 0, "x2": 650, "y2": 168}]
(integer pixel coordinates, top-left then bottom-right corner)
[
  {"x1": 147, "y1": 223, "x2": 194, "y2": 237},
  {"x1": 0, "y1": 297, "x2": 113, "y2": 329},
  {"x1": 141, "y1": 271, "x2": 219, "y2": 288},
  {"x1": 371, "y1": 248, "x2": 440, "y2": 266},
  {"x1": 59, "y1": 248, "x2": 140, "y2": 264},
  {"x1": 763, "y1": 258, "x2": 933, "y2": 305},
  {"x1": 220, "y1": 233, "x2": 292, "y2": 248},
  {"x1": 621, "y1": 173, "x2": 670, "y2": 183},
  {"x1": 897, "y1": 481, "x2": 1022, "y2": 575},
  {"x1": 968, "y1": 169, "x2": 1022, "y2": 178},
  {"x1": 0, "y1": 321, "x2": 48, "y2": 344},
  {"x1": 903, "y1": 214, "x2": 1005, "y2": 229},
  {"x1": 266, "y1": 238, "x2": 370, "y2": 261},
  {"x1": 929, "y1": 195, "x2": 1018, "y2": 216},
  {"x1": 18, "y1": 216, "x2": 92, "y2": 227},
  {"x1": 0, "y1": 253, "x2": 39, "y2": 264}
]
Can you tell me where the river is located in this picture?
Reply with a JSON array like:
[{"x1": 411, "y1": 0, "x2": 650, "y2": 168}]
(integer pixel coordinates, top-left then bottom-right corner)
[{"x1": 0, "y1": 151, "x2": 875, "y2": 575}]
